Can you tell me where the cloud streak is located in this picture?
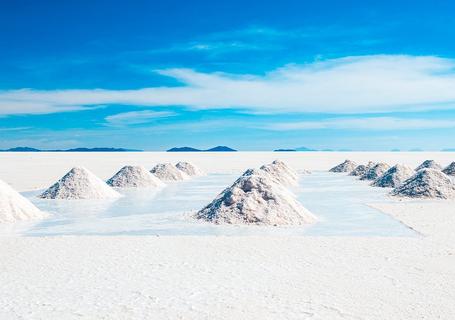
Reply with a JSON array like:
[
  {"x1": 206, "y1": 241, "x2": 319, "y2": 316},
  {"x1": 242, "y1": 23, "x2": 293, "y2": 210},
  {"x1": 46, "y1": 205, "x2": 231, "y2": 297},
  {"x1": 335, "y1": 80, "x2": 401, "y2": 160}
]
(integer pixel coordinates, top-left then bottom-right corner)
[
  {"x1": 2, "y1": 55, "x2": 455, "y2": 116},
  {"x1": 105, "y1": 110, "x2": 176, "y2": 126}
]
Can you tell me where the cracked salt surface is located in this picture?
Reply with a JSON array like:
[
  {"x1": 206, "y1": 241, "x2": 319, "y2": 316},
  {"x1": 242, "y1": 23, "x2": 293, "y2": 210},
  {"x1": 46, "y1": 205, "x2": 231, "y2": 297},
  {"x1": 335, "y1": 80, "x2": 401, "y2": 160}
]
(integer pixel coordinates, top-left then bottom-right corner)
[{"x1": 0, "y1": 172, "x2": 415, "y2": 237}]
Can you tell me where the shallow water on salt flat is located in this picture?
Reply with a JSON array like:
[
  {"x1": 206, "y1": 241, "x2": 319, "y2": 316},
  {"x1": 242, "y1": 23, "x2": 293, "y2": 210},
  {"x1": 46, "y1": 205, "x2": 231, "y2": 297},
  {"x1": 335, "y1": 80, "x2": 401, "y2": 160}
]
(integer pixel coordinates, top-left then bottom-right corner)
[{"x1": 1, "y1": 172, "x2": 415, "y2": 237}]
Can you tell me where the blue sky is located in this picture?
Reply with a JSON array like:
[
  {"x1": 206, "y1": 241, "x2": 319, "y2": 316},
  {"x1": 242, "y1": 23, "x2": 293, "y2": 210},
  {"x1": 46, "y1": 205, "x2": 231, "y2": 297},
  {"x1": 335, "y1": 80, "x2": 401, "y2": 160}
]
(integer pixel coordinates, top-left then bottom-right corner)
[{"x1": 1, "y1": 0, "x2": 455, "y2": 151}]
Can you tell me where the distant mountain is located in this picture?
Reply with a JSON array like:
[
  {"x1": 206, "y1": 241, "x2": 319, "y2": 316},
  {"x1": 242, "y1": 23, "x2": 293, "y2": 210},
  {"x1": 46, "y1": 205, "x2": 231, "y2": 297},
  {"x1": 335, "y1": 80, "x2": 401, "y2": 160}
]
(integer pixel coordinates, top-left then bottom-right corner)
[
  {"x1": 0, "y1": 147, "x2": 141, "y2": 152},
  {"x1": 321, "y1": 149, "x2": 334, "y2": 152},
  {"x1": 391, "y1": 149, "x2": 401, "y2": 152},
  {"x1": 167, "y1": 145, "x2": 237, "y2": 152},
  {"x1": 409, "y1": 148, "x2": 423, "y2": 152},
  {"x1": 167, "y1": 147, "x2": 202, "y2": 152},
  {"x1": 4, "y1": 147, "x2": 41, "y2": 152},
  {"x1": 205, "y1": 146, "x2": 237, "y2": 152},
  {"x1": 274, "y1": 149, "x2": 297, "y2": 152},
  {"x1": 295, "y1": 146, "x2": 317, "y2": 152},
  {"x1": 62, "y1": 147, "x2": 141, "y2": 152},
  {"x1": 442, "y1": 148, "x2": 455, "y2": 152}
]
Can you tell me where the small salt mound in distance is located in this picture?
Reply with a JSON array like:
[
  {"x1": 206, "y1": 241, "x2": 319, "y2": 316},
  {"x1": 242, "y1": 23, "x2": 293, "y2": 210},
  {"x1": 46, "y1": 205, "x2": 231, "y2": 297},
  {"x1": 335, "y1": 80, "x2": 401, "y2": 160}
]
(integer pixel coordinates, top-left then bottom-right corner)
[
  {"x1": 260, "y1": 160, "x2": 299, "y2": 186},
  {"x1": 372, "y1": 164, "x2": 415, "y2": 188},
  {"x1": 349, "y1": 161, "x2": 375, "y2": 176},
  {"x1": 39, "y1": 167, "x2": 121, "y2": 200},
  {"x1": 175, "y1": 162, "x2": 204, "y2": 176},
  {"x1": 151, "y1": 163, "x2": 189, "y2": 181},
  {"x1": 415, "y1": 160, "x2": 442, "y2": 171},
  {"x1": 0, "y1": 179, "x2": 48, "y2": 223},
  {"x1": 442, "y1": 162, "x2": 455, "y2": 176},
  {"x1": 329, "y1": 160, "x2": 357, "y2": 173},
  {"x1": 392, "y1": 168, "x2": 455, "y2": 199},
  {"x1": 360, "y1": 163, "x2": 390, "y2": 181},
  {"x1": 107, "y1": 165, "x2": 164, "y2": 188},
  {"x1": 195, "y1": 168, "x2": 316, "y2": 225}
]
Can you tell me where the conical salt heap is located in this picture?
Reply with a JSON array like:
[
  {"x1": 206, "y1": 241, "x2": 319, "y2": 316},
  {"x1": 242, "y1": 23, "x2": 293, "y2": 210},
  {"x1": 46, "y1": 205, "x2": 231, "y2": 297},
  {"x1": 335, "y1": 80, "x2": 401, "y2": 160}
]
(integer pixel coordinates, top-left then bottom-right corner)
[
  {"x1": 415, "y1": 160, "x2": 442, "y2": 171},
  {"x1": 329, "y1": 160, "x2": 358, "y2": 173},
  {"x1": 360, "y1": 163, "x2": 390, "y2": 181},
  {"x1": 107, "y1": 165, "x2": 164, "y2": 188},
  {"x1": 151, "y1": 163, "x2": 190, "y2": 181},
  {"x1": 372, "y1": 164, "x2": 415, "y2": 188},
  {"x1": 195, "y1": 168, "x2": 316, "y2": 226},
  {"x1": 392, "y1": 168, "x2": 455, "y2": 199},
  {"x1": 349, "y1": 161, "x2": 375, "y2": 176},
  {"x1": 175, "y1": 162, "x2": 204, "y2": 176},
  {"x1": 0, "y1": 179, "x2": 48, "y2": 223},
  {"x1": 39, "y1": 167, "x2": 121, "y2": 200},
  {"x1": 442, "y1": 162, "x2": 455, "y2": 176},
  {"x1": 260, "y1": 160, "x2": 299, "y2": 186}
]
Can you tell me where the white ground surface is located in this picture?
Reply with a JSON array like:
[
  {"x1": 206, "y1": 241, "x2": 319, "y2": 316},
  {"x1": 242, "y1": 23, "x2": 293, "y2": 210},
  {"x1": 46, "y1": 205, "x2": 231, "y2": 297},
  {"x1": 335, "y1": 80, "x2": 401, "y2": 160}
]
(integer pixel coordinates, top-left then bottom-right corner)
[{"x1": 0, "y1": 152, "x2": 455, "y2": 319}]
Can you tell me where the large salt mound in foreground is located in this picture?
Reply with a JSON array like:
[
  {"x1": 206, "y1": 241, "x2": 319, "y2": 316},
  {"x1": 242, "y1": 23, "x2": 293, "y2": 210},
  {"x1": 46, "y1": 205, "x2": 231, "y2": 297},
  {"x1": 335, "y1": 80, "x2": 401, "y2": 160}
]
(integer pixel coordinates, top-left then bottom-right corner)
[
  {"x1": 415, "y1": 160, "x2": 442, "y2": 171},
  {"x1": 442, "y1": 162, "x2": 455, "y2": 176},
  {"x1": 260, "y1": 160, "x2": 299, "y2": 186},
  {"x1": 0, "y1": 179, "x2": 48, "y2": 223},
  {"x1": 329, "y1": 160, "x2": 357, "y2": 173},
  {"x1": 151, "y1": 163, "x2": 189, "y2": 181},
  {"x1": 107, "y1": 165, "x2": 164, "y2": 188},
  {"x1": 195, "y1": 168, "x2": 316, "y2": 226},
  {"x1": 40, "y1": 167, "x2": 121, "y2": 200},
  {"x1": 175, "y1": 162, "x2": 203, "y2": 176},
  {"x1": 392, "y1": 169, "x2": 455, "y2": 199},
  {"x1": 372, "y1": 164, "x2": 415, "y2": 188},
  {"x1": 360, "y1": 163, "x2": 390, "y2": 181}
]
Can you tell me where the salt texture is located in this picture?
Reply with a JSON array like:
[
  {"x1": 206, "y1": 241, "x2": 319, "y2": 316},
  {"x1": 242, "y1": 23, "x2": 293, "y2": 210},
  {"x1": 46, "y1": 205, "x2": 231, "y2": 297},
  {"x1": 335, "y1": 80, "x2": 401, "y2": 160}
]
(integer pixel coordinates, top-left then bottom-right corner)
[
  {"x1": 195, "y1": 168, "x2": 316, "y2": 225},
  {"x1": 329, "y1": 160, "x2": 358, "y2": 173},
  {"x1": 0, "y1": 179, "x2": 48, "y2": 223},
  {"x1": 150, "y1": 163, "x2": 190, "y2": 181},
  {"x1": 259, "y1": 160, "x2": 299, "y2": 186},
  {"x1": 175, "y1": 162, "x2": 204, "y2": 176},
  {"x1": 39, "y1": 167, "x2": 121, "y2": 200},
  {"x1": 107, "y1": 165, "x2": 164, "y2": 188},
  {"x1": 372, "y1": 164, "x2": 415, "y2": 188},
  {"x1": 391, "y1": 168, "x2": 455, "y2": 199},
  {"x1": 442, "y1": 162, "x2": 455, "y2": 176},
  {"x1": 360, "y1": 163, "x2": 390, "y2": 181},
  {"x1": 415, "y1": 160, "x2": 442, "y2": 171}
]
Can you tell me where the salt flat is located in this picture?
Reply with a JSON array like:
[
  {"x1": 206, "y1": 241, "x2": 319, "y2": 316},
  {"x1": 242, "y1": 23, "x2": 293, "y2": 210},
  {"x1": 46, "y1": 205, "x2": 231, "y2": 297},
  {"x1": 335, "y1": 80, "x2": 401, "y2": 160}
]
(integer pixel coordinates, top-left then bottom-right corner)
[{"x1": 0, "y1": 152, "x2": 454, "y2": 319}]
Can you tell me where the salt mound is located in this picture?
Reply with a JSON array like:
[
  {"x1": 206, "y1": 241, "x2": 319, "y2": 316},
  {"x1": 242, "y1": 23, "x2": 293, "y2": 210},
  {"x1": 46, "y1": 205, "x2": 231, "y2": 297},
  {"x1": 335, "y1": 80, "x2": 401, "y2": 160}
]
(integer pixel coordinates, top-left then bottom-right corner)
[
  {"x1": 415, "y1": 160, "x2": 442, "y2": 171},
  {"x1": 442, "y1": 162, "x2": 455, "y2": 176},
  {"x1": 259, "y1": 160, "x2": 299, "y2": 186},
  {"x1": 175, "y1": 162, "x2": 203, "y2": 176},
  {"x1": 372, "y1": 164, "x2": 415, "y2": 188},
  {"x1": 107, "y1": 165, "x2": 164, "y2": 188},
  {"x1": 195, "y1": 168, "x2": 316, "y2": 225},
  {"x1": 0, "y1": 179, "x2": 48, "y2": 223},
  {"x1": 349, "y1": 161, "x2": 375, "y2": 176},
  {"x1": 40, "y1": 167, "x2": 121, "y2": 200},
  {"x1": 392, "y1": 169, "x2": 455, "y2": 199},
  {"x1": 151, "y1": 163, "x2": 189, "y2": 181},
  {"x1": 329, "y1": 160, "x2": 357, "y2": 173},
  {"x1": 360, "y1": 163, "x2": 390, "y2": 181}
]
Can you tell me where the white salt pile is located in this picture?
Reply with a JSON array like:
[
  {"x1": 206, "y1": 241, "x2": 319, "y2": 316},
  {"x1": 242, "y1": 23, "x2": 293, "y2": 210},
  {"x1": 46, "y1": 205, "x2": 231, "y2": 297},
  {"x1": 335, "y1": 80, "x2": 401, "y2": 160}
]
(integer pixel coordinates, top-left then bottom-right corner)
[
  {"x1": 175, "y1": 162, "x2": 204, "y2": 176},
  {"x1": 349, "y1": 161, "x2": 375, "y2": 176},
  {"x1": 329, "y1": 160, "x2": 357, "y2": 173},
  {"x1": 360, "y1": 163, "x2": 390, "y2": 181},
  {"x1": 40, "y1": 167, "x2": 121, "y2": 200},
  {"x1": 415, "y1": 160, "x2": 442, "y2": 171},
  {"x1": 0, "y1": 179, "x2": 48, "y2": 223},
  {"x1": 372, "y1": 164, "x2": 415, "y2": 188},
  {"x1": 150, "y1": 163, "x2": 190, "y2": 181},
  {"x1": 107, "y1": 165, "x2": 164, "y2": 188},
  {"x1": 442, "y1": 162, "x2": 455, "y2": 176},
  {"x1": 392, "y1": 168, "x2": 455, "y2": 199},
  {"x1": 195, "y1": 168, "x2": 316, "y2": 226},
  {"x1": 260, "y1": 160, "x2": 299, "y2": 186}
]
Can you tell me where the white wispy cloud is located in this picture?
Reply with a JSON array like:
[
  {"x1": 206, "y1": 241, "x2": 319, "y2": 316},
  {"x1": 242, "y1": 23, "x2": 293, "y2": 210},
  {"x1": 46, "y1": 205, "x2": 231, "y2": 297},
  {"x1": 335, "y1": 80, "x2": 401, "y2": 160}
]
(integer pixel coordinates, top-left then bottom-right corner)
[
  {"x1": 266, "y1": 117, "x2": 455, "y2": 131},
  {"x1": 2, "y1": 55, "x2": 455, "y2": 116},
  {"x1": 104, "y1": 110, "x2": 176, "y2": 126}
]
